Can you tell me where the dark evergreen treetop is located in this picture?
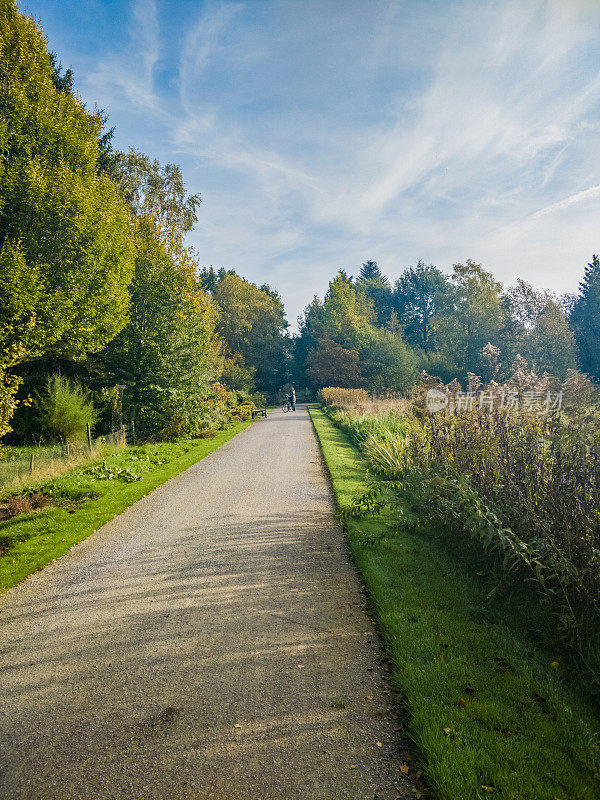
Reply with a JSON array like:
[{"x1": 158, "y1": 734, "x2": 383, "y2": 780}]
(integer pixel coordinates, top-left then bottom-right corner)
[
  {"x1": 579, "y1": 254, "x2": 600, "y2": 294},
  {"x1": 570, "y1": 254, "x2": 600, "y2": 379},
  {"x1": 358, "y1": 260, "x2": 388, "y2": 284},
  {"x1": 49, "y1": 52, "x2": 74, "y2": 94}
]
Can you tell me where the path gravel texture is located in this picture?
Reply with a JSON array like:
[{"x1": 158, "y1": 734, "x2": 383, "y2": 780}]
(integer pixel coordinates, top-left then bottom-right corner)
[{"x1": 0, "y1": 405, "x2": 413, "y2": 800}]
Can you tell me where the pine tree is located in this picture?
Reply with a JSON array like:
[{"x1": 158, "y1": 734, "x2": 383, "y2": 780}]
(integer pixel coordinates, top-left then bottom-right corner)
[
  {"x1": 356, "y1": 261, "x2": 393, "y2": 327},
  {"x1": 358, "y1": 260, "x2": 388, "y2": 283},
  {"x1": 571, "y1": 254, "x2": 600, "y2": 379}
]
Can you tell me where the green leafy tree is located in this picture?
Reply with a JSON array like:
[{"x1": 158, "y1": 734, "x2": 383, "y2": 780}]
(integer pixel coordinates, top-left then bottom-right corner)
[
  {"x1": 101, "y1": 219, "x2": 221, "y2": 437},
  {"x1": 394, "y1": 262, "x2": 451, "y2": 353},
  {"x1": 359, "y1": 328, "x2": 416, "y2": 393},
  {"x1": 294, "y1": 296, "x2": 327, "y2": 391},
  {"x1": 220, "y1": 354, "x2": 256, "y2": 393},
  {"x1": 93, "y1": 146, "x2": 220, "y2": 436},
  {"x1": 297, "y1": 271, "x2": 416, "y2": 393},
  {"x1": 107, "y1": 149, "x2": 201, "y2": 239},
  {"x1": 571, "y1": 255, "x2": 600, "y2": 379},
  {"x1": 210, "y1": 273, "x2": 290, "y2": 395},
  {"x1": 0, "y1": 0, "x2": 135, "y2": 434},
  {"x1": 306, "y1": 337, "x2": 362, "y2": 389},
  {"x1": 524, "y1": 300, "x2": 577, "y2": 378},
  {"x1": 295, "y1": 271, "x2": 372, "y2": 391},
  {"x1": 435, "y1": 261, "x2": 507, "y2": 376},
  {"x1": 505, "y1": 279, "x2": 554, "y2": 329},
  {"x1": 320, "y1": 271, "x2": 373, "y2": 347},
  {"x1": 501, "y1": 280, "x2": 578, "y2": 379}
]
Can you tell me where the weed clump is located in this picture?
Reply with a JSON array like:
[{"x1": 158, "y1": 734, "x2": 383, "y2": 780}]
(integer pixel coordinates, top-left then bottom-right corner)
[
  {"x1": 4, "y1": 492, "x2": 50, "y2": 519},
  {"x1": 322, "y1": 360, "x2": 600, "y2": 690},
  {"x1": 40, "y1": 375, "x2": 97, "y2": 444}
]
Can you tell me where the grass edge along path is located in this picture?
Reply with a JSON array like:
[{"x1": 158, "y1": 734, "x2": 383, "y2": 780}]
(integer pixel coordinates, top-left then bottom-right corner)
[
  {"x1": 308, "y1": 405, "x2": 600, "y2": 800},
  {"x1": 0, "y1": 419, "x2": 252, "y2": 592}
]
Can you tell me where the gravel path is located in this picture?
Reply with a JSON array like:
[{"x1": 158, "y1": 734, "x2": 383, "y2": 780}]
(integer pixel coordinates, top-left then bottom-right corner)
[{"x1": 0, "y1": 405, "x2": 412, "y2": 800}]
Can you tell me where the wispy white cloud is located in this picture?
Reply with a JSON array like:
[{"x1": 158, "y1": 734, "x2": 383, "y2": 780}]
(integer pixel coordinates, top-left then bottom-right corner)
[
  {"x1": 86, "y1": 0, "x2": 163, "y2": 113},
  {"x1": 65, "y1": 0, "x2": 600, "y2": 324},
  {"x1": 355, "y1": 0, "x2": 600, "y2": 219},
  {"x1": 178, "y1": 2, "x2": 243, "y2": 114},
  {"x1": 533, "y1": 184, "x2": 600, "y2": 218}
]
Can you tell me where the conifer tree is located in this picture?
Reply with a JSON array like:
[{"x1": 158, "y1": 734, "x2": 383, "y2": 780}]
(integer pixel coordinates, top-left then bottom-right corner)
[
  {"x1": 571, "y1": 255, "x2": 600, "y2": 379},
  {"x1": 358, "y1": 260, "x2": 388, "y2": 283},
  {"x1": 355, "y1": 261, "x2": 394, "y2": 327}
]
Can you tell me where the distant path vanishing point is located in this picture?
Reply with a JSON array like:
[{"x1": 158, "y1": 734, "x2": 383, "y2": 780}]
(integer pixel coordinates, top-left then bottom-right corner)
[{"x1": 0, "y1": 404, "x2": 412, "y2": 800}]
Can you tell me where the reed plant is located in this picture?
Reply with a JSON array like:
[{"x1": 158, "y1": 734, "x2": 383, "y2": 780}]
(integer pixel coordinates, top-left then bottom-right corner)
[{"x1": 321, "y1": 364, "x2": 600, "y2": 687}]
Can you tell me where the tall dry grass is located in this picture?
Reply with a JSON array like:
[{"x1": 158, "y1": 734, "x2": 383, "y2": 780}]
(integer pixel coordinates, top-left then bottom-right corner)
[
  {"x1": 322, "y1": 368, "x2": 600, "y2": 679},
  {"x1": 320, "y1": 387, "x2": 409, "y2": 416}
]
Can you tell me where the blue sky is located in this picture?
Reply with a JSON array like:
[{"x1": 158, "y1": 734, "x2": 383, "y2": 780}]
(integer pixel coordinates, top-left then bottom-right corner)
[{"x1": 23, "y1": 0, "x2": 600, "y2": 327}]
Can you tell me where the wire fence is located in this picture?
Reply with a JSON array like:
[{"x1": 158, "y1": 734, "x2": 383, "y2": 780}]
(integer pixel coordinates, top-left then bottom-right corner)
[{"x1": 0, "y1": 423, "x2": 135, "y2": 489}]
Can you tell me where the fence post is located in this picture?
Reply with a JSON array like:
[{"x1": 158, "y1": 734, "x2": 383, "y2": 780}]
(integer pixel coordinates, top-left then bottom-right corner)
[
  {"x1": 87, "y1": 422, "x2": 92, "y2": 452},
  {"x1": 29, "y1": 452, "x2": 35, "y2": 475},
  {"x1": 131, "y1": 420, "x2": 136, "y2": 446}
]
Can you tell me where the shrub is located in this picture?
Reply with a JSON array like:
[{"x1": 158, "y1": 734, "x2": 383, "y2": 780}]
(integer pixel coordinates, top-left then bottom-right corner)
[
  {"x1": 249, "y1": 391, "x2": 267, "y2": 408},
  {"x1": 39, "y1": 375, "x2": 97, "y2": 444},
  {"x1": 28, "y1": 492, "x2": 50, "y2": 509},
  {"x1": 323, "y1": 366, "x2": 600, "y2": 688},
  {"x1": 358, "y1": 327, "x2": 417, "y2": 393},
  {"x1": 6, "y1": 495, "x2": 32, "y2": 517}
]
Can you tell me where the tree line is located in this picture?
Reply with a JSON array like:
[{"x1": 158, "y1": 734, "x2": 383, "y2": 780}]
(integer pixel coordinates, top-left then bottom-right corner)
[
  {"x1": 1, "y1": 0, "x2": 598, "y2": 445},
  {"x1": 0, "y1": 0, "x2": 290, "y2": 443},
  {"x1": 294, "y1": 257, "x2": 600, "y2": 394}
]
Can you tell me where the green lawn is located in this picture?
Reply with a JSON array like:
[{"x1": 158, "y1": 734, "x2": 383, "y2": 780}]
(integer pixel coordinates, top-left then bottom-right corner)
[
  {"x1": 0, "y1": 420, "x2": 252, "y2": 591},
  {"x1": 309, "y1": 405, "x2": 600, "y2": 800}
]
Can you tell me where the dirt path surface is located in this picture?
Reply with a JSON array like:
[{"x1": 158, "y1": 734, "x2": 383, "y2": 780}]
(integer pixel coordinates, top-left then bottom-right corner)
[{"x1": 0, "y1": 405, "x2": 412, "y2": 800}]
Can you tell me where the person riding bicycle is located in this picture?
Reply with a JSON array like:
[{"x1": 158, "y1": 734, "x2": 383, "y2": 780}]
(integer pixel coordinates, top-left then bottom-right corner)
[{"x1": 288, "y1": 386, "x2": 296, "y2": 411}]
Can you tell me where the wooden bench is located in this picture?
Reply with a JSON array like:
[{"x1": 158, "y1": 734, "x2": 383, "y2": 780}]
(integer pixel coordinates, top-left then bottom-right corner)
[{"x1": 251, "y1": 407, "x2": 267, "y2": 419}]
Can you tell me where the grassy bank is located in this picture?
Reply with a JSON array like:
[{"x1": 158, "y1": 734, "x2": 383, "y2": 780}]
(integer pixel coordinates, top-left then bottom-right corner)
[
  {"x1": 0, "y1": 419, "x2": 252, "y2": 591},
  {"x1": 309, "y1": 405, "x2": 600, "y2": 800}
]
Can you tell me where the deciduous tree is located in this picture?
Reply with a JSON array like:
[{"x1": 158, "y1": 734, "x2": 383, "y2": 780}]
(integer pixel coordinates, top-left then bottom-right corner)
[
  {"x1": 524, "y1": 300, "x2": 577, "y2": 379},
  {"x1": 0, "y1": 0, "x2": 136, "y2": 433},
  {"x1": 435, "y1": 261, "x2": 507, "y2": 376},
  {"x1": 101, "y1": 219, "x2": 221, "y2": 437},
  {"x1": 394, "y1": 262, "x2": 450, "y2": 353},
  {"x1": 306, "y1": 337, "x2": 362, "y2": 389},
  {"x1": 210, "y1": 273, "x2": 290, "y2": 395},
  {"x1": 359, "y1": 328, "x2": 416, "y2": 393}
]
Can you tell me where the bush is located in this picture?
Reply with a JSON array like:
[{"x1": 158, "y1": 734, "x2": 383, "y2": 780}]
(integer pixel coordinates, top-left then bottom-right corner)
[
  {"x1": 6, "y1": 495, "x2": 32, "y2": 517},
  {"x1": 39, "y1": 375, "x2": 97, "y2": 444},
  {"x1": 358, "y1": 327, "x2": 417, "y2": 393},
  {"x1": 323, "y1": 368, "x2": 600, "y2": 690}
]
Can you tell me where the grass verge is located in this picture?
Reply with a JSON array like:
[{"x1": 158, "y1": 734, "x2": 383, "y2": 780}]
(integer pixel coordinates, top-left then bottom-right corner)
[
  {"x1": 309, "y1": 405, "x2": 600, "y2": 800},
  {"x1": 0, "y1": 420, "x2": 252, "y2": 591}
]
